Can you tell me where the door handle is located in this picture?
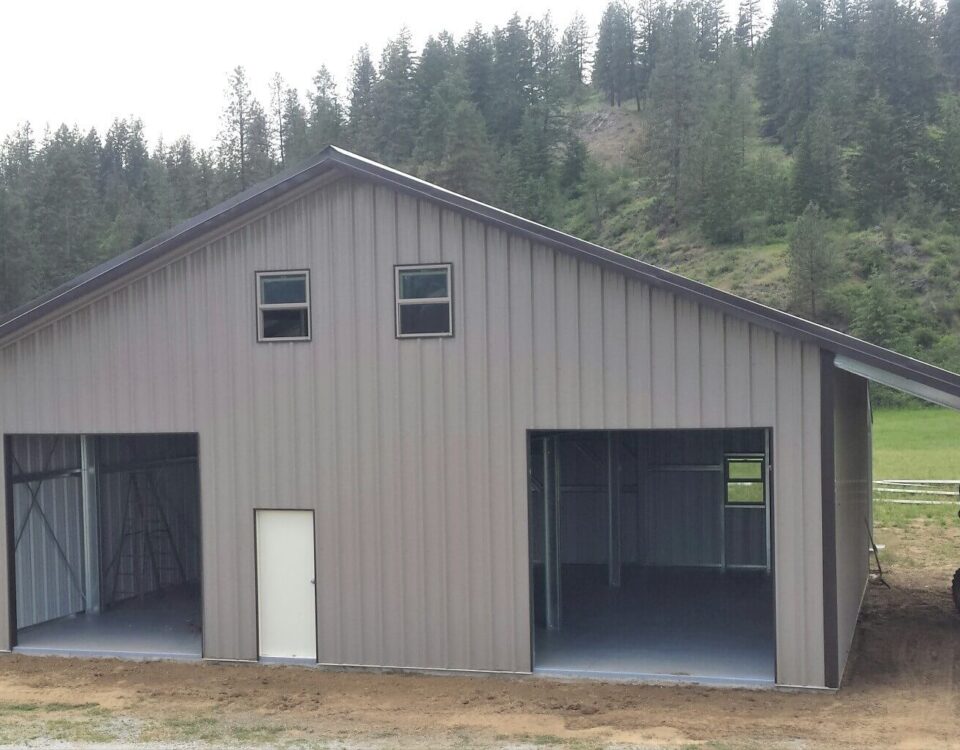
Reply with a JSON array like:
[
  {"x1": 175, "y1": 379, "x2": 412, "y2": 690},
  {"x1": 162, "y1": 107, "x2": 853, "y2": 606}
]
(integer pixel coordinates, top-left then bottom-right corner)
[{"x1": 310, "y1": 579, "x2": 316, "y2": 585}]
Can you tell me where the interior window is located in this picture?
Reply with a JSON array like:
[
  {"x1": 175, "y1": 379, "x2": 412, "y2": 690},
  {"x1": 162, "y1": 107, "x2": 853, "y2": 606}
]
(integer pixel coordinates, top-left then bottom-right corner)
[{"x1": 724, "y1": 454, "x2": 766, "y2": 505}]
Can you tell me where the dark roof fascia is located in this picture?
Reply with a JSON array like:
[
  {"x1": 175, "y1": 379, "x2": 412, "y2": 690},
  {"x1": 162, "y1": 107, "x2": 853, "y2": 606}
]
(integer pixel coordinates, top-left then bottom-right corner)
[{"x1": 2, "y1": 144, "x2": 960, "y2": 403}]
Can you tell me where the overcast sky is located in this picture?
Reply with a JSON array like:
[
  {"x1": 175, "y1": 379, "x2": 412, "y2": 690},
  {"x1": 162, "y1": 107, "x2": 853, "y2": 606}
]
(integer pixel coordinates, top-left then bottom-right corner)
[{"x1": 3, "y1": 0, "x2": 756, "y2": 149}]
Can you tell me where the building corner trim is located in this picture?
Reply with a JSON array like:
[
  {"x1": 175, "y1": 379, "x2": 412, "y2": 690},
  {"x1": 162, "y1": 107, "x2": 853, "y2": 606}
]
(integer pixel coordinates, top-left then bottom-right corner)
[{"x1": 820, "y1": 350, "x2": 839, "y2": 688}]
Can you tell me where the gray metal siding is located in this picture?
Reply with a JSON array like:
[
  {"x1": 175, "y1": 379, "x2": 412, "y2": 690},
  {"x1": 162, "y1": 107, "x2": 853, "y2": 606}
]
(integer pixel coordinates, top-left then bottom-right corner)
[
  {"x1": 0, "y1": 173, "x2": 826, "y2": 686},
  {"x1": 9, "y1": 436, "x2": 84, "y2": 628},
  {"x1": 833, "y1": 369, "x2": 871, "y2": 682}
]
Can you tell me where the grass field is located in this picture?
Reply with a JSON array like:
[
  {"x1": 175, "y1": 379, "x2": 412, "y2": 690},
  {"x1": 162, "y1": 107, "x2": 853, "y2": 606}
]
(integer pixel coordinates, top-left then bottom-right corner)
[
  {"x1": 872, "y1": 406, "x2": 960, "y2": 479},
  {"x1": 872, "y1": 406, "x2": 960, "y2": 539}
]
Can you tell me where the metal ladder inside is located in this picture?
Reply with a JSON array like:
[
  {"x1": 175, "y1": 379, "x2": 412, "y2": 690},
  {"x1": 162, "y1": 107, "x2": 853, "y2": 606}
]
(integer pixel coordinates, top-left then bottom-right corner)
[{"x1": 105, "y1": 471, "x2": 188, "y2": 604}]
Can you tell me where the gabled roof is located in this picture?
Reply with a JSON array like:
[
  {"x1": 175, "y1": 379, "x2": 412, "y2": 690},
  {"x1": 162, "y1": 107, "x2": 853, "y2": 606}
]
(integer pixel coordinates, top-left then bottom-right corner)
[{"x1": 2, "y1": 145, "x2": 960, "y2": 408}]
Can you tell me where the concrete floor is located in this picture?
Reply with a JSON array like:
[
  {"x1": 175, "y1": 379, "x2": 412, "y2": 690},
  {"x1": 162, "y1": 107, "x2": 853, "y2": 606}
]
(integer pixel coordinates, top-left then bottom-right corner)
[
  {"x1": 15, "y1": 586, "x2": 201, "y2": 660},
  {"x1": 533, "y1": 565, "x2": 775, "y2": 685}
]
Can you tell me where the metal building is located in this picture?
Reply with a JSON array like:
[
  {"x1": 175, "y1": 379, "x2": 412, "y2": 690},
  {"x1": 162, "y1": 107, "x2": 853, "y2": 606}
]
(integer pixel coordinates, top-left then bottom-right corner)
[{"x1": 0, "y1": 147, "x2": 958, "y2": 688}]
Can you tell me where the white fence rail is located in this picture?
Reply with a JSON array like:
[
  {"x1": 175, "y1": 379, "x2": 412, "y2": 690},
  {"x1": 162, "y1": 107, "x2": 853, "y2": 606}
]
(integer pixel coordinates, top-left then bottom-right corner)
[{"x1": 873, "y1": 479, "x2": 960, "y2": 505}]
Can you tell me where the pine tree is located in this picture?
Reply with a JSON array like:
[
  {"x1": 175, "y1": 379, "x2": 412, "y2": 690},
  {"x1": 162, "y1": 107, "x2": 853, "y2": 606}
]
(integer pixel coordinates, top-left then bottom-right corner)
[
  {"x1": 636, "y1": 0, "x2": 670, "y2": 97},
  {"x1": 644, "y1": 5, "x2": 704, "y2": 224},
  {"x1": 164, "y1": 136, "x2": 204, "y2": 219},
  {"x1": 788, "y1": 202, "x2": 836, "y2": 318},
  {"x1": 698, "y1": 42, "x2": 750, "y2": 242},
  {"x1": 244, "y1": 98, "x2": 275, "y2": 184},
  {"x1": 459, "y1": 24, "x2": 495, "y2": 120},
  {"x1": 280, "y1": 88, "x2": 310, "y2": 163},
  {"x1": 755, "y1": 0, "x2": 830, "y2": 147},
  {"x1": 217, "y1": 66, "x2": 253, "y2": 192},
  {"x1": 857, "y1": 0, "x2": 939, "y2": 119},
  {"x1": 431, "y1": 100, "x2": 498, "y2": 202},
  {"x1": 594, "y1": 2, "x2": 639, "y2": 107},
  {"x1": 693, "y1": 0, "x2": 728, "y2": 63},
  {"x1": 308, "y1": 66, "x2": 343, "y2": 152},
  {"x1": 531, "y1": 14, "x2": 562, "y2": 115},
  {"x1": 849, "y1": 94, "x2": 913, "y2": 223},
  {"x1": 851, "y1": 272, "x2": 910, "y2": 350},
  {"x1": 735, "y1": 0, "x2": 763, "y2": 54},
  {"x1": 560, "y1": 132, "x2": 589, "y2": 191},
  {"x1": 928, "y1": 94, "x2": 960, "y2": 218},
  {"x1": 416, "y1": 32, "x2": 457, "y2": 104},
  {"x1": 372, "y1": 28, "x2": 419, "y2": 162},
  {"x1": 347, "y1": 46, "x2": 377, "y2": 155},
  {"x1": 792, "y1": 108, "x2": 842, "y2": 213},
  {"x1": 268, "y1": 73, "x2": 289, "y2": 166},
  {"x1": 490, "y1": 14, "x2": 536, "y2": 139},
  {"x1": 559, "y1": 13, "x2": 591, "y2": 95},
  {"x1": 941, "y1": 0, "x2": 960, "y2": 90}
]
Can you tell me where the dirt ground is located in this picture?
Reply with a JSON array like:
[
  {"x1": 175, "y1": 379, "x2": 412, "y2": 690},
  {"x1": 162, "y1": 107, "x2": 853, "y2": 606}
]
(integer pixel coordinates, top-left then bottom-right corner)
[{"x1": 0, "y1": 524, "x2": 958, "y2": 749}]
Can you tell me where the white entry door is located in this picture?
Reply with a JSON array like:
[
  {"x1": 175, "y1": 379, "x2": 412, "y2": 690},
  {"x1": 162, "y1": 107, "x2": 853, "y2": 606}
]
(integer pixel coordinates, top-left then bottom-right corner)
[{"x1": 256, "y1": 509, "x2": 317, "y2": 660}]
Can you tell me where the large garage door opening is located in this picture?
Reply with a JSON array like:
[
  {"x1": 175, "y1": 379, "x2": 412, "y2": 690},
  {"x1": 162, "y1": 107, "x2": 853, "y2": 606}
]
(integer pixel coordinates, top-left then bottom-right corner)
[
  {"x1": 529, "y1": 429, "x2": 774, "y2": 685},
  {"x1": 5, "y1": 433, "x2": 201, "y2": 659}
]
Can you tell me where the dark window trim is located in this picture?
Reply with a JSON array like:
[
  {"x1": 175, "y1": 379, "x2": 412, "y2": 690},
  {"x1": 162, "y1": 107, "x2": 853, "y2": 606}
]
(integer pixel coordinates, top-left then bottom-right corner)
[
  {"x1": 723, "y1": 453, "x2": 766, "y2": 507},
  {"x1": 394, "y1": 263, "x2": 454, "y2": 339},
  {"x1": 255, "y1": 269, "x2": 312, "y2": 343}
]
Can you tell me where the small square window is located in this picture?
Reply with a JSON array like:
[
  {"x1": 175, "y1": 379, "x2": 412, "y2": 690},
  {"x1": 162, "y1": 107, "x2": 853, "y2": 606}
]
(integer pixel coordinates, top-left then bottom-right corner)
[
  {"x1": 257, "y1": 271, "x2": 310, "y2": 342},
  {"x1": 724, "y1": 454, "x2": 766, "y2": 506},
  {"x1": 395, "y1": 264, "x2": 452, "y2": 338}
]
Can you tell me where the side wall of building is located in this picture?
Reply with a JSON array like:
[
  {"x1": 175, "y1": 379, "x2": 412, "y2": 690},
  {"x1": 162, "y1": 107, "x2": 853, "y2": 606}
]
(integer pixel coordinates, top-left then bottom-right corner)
[
  {"x1": 833, "y1": 368, "x2": 872, "y2": 683},
  {"x1": 0, "y1": 173, "x2": 827, "y2": 686}
]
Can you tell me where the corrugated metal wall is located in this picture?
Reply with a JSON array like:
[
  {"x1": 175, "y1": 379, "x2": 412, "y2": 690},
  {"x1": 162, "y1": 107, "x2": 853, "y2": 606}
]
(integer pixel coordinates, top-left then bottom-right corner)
[
  {"x1": 0, "y1": 172, "x2": 827, "y2": 686},
  {"x1": 8, "y1": 436, "x2": 84, "y2": 628},
  {"x1": 833, "y1": 368, "x2": 871, "y2": 682}
]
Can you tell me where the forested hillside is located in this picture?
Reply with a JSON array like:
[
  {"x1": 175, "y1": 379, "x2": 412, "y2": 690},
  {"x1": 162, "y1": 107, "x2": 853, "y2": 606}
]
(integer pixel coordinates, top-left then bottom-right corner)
[{"x1": 2, "y1": 0, "x2": 960, "y2": 390}]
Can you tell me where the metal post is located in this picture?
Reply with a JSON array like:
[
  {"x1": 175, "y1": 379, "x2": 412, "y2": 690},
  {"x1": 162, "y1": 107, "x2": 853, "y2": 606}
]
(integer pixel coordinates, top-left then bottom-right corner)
[
  {"x1": 764, "y1": 429, "x2": 772, "y2": 574},
  {"x1": 80, "y1": 435, "x2": 100, "y2": 614},
  {"x1": 607, "y1": 432, "x2": 622, "y2": 588},
  {"x1": 543, "y1": 436, "x2": 561, "y2": 630}
]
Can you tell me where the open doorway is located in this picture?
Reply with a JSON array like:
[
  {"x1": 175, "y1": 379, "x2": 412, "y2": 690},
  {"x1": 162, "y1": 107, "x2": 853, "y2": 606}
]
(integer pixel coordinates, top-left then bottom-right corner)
[
  {"x1": 528, "y1": 429, "x2": 775, "y2": 684},
  {"x1": 5, "y1": 433, "x2": 201, "y2": 659}
]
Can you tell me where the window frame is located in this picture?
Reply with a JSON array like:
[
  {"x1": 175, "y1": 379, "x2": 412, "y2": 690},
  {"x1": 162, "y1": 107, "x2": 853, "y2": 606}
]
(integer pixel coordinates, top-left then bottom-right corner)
[
  {"x1": 255, "y1": 270, "x2": 312, "y2": 343},
  {"x1": 394, "y1": 263, "x2": 454, "y2": 339},
  {"x1": 723, "y1": 453, "x2": 766, "y2": 507}
]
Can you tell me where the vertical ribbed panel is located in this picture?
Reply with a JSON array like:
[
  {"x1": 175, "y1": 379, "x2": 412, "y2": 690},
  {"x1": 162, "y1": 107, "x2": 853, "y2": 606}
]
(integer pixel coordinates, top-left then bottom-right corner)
[
  {"x1": 833, "y1": 369, "x2": 871, "y2": 681},
  {"x1": 0, "y1": 173, "x2": 825, "y2": 685},
  {"x1": 8, "y1": 436, "x2": 84, "y2": 628}
]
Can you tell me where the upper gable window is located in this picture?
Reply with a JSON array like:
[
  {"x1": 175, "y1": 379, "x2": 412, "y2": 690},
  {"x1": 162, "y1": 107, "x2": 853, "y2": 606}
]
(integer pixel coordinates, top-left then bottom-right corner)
[
  {"x1": 395, "y1": 264, "x2": 453, "y2": 338},
  {"x1": 256, "y1": 271, "x2": 310, "y2": 342}
]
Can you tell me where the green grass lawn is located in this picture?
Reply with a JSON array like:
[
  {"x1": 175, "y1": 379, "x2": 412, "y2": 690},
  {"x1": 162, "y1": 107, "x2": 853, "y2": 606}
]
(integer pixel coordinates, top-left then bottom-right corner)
[
  {"x1": 872, "y1": 406, "x2": 960, "y2": 480},
  {"x1": 872, "y1": 406, "x2": 960, "y2": 533}
]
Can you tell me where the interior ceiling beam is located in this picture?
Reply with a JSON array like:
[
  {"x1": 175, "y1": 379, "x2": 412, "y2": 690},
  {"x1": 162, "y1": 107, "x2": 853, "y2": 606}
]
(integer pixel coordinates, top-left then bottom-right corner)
[
  {"x1": 9, "y1": 466, "x2": 81, "y2": 485},
  {"x1": 98, "y1": 455, "x2": 198, "y2": 476}
]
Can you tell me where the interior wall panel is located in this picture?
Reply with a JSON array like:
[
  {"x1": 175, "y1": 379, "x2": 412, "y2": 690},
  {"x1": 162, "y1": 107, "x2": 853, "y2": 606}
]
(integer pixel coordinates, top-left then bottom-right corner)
[
  {"x1": 8, "y1": 436, "x2": 84, "y2": 629},
  {"x1": 833, "y1": 368, "x2": 871, "y2": 682},
  {"x1": 97, "y1": 435, "x2": 200, "y2": 607},
  {"x1": 0, "y1": 171, "x2": 827, "y2": 686}
]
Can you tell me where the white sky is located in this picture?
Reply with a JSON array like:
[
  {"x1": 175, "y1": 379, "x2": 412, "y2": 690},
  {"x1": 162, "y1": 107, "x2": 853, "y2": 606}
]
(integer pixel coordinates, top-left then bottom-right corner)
[{"x1": 3, "y1": 0, "x2": 753, "y2": 150}]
